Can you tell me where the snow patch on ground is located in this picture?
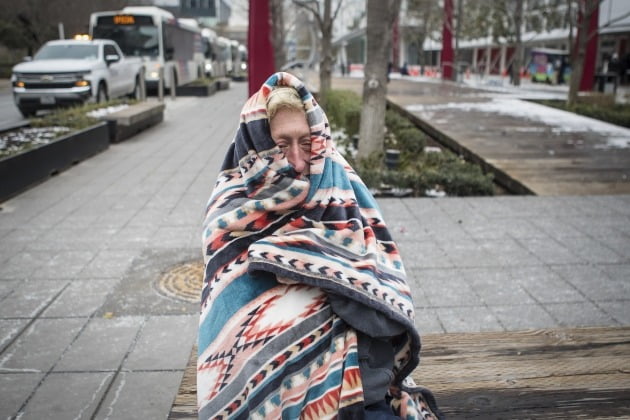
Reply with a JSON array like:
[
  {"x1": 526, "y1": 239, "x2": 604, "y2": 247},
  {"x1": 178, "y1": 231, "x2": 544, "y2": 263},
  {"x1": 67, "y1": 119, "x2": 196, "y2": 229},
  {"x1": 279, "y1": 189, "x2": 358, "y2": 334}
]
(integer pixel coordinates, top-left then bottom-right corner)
[
  {"x1": 86, "y1": 104, "x2": 129, "y2": 118},
  {"x1": 406, "y1": 97, "x2": 630, "y2": 145}
]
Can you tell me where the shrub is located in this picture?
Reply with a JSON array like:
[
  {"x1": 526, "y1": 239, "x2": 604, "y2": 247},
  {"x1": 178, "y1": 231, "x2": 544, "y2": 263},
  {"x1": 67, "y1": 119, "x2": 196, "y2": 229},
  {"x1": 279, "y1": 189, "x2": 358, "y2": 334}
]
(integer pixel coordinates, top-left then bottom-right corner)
[
  {"x1": 536, "y1": 100, "x2": 630, "y2": 128},
  {"x1": 325, "y1": 89, "x2": 362, "y2": 137},
  {"x1": 187, "y1": 77, "x2": 216, "y2": 86},
  {"x1": 29, "y1": 98, "x2": 135, "y2": 132},
  {"x1": 571, "y1": 103, "x2": 630, "y2": 128},
  {"x1": 356, "y1": 149, "x2": 494, "y2": 197},
  {"x1": 413, "y1": 150, "x2": 494, "y2": 196},
  {"x1": 395, "y1": 127, "x2": 426, "y2": 156},
  {"x1": 328, "y1": 89, "x2": 495, "y2": 197},
  {"x1": 385, "y1": 109, "x2": 413, "y2": 134}
]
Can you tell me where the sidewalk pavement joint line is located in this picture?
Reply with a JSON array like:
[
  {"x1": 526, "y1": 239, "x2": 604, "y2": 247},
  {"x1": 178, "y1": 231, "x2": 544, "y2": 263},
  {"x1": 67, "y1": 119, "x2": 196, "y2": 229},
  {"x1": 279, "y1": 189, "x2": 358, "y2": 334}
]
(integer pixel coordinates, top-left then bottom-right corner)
[
  {"x1": 89, "y1": 316, "x2": 149, "y2": 420},
  {"x1": 47, "y1": 368, "x2": 187, "y2": 374},
  {"x1": 0, "y1": 282, "x2": 72, "y2": 356},
  {"x1": 12, "y1": 311, "x2": 101, "y2": 416}
]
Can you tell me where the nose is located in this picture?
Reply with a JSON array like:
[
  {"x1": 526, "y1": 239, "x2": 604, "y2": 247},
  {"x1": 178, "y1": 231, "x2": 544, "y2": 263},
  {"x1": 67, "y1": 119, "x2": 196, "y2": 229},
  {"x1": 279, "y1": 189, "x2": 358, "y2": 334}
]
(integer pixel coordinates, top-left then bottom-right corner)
[{"x1": 285, "y1": 144, "x2": 307, "y2": 173}]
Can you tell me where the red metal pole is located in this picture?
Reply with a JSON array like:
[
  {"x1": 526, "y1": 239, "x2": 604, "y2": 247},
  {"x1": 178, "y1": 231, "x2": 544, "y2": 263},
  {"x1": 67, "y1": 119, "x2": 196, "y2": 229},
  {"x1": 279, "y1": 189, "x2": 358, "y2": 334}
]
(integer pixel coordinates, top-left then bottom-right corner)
[
  {"x1": 579, "y1": 0, "x2": 599, "y2": 91},
  {"x1": 441, "y1": 0, "x2": 454, "y2": 80},
  {"x1": 248, "y1": 0, "x2": 276, "y2": 96}
]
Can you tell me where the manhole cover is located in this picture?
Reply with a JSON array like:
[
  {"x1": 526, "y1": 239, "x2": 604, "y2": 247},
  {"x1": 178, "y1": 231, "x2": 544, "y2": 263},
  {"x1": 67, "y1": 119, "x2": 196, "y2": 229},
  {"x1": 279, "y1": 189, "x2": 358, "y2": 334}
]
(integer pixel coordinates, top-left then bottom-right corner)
[{"x1": 155, "y1": 260, "x2": 204, "y2": 303}]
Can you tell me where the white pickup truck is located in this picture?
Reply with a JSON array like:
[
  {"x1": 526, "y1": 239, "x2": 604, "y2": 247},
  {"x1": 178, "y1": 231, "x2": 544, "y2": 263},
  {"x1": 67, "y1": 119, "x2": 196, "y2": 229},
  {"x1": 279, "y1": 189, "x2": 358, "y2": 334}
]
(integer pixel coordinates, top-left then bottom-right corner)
[{"x1": 11, "y1": 39, "x2": 144, "y2": 117}]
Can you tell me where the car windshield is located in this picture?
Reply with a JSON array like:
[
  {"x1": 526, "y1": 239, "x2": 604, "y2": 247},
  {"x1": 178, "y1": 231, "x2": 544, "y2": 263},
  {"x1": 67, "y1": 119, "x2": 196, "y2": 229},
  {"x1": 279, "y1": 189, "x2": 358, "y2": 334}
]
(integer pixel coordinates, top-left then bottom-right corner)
[{"x1": 34, "y1": 44, "x2": 99, "y2": 60}]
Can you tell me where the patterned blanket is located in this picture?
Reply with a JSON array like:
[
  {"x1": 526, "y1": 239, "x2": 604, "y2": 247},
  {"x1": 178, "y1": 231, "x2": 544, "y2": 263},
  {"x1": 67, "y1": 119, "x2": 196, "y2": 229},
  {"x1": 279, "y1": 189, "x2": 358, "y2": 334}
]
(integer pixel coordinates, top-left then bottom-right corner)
[{"x1": 198, "y1": 72, "x2": 440, "y2": 419}]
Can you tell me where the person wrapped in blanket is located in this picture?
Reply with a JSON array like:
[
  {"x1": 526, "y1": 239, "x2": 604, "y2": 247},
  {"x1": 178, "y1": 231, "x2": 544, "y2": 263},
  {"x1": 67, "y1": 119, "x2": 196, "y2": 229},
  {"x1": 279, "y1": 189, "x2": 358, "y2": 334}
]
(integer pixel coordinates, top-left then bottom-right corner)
[{"x1": 198, "y1": 72, "x2": 442, "y2": 420}]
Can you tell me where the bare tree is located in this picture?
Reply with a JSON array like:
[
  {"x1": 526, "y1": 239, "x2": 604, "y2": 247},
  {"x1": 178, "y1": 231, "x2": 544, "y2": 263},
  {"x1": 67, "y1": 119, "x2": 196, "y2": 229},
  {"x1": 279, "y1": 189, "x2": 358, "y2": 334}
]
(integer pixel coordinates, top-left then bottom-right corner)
[
  {"x1": 0, "y1": 0, "x2": 128, "y2": 55},
  {"x1": 357, "y1": 0, "x2": 401, "y2": 161},
  {"x1": 293, "y1": 0, "x2": 343, "y2": 107}
]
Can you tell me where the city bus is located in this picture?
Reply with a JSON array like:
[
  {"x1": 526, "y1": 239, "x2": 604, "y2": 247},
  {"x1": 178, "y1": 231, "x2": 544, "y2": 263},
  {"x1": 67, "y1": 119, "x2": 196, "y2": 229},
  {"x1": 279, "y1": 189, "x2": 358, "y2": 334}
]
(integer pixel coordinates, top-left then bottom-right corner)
[
  {"x1": 89, "y1": 6, "x2": 204, "y2": 91},
  {"x1": 201, "y1": 27, "x2": 225, "y2": 78},
  {"x1": 216, "y1": 36, "x2": 233, "y2": 77}
]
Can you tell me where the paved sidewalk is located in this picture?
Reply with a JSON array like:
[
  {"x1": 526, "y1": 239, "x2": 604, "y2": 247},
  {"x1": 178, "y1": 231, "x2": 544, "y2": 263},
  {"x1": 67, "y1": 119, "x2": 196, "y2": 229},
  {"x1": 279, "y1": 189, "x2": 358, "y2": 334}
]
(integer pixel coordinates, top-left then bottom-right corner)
[
  {"x1": 0, "y1": 86, "x2": 246, "y2": 419},
  {"x1": 0, "y1": 80, "x2": 629, "y2": 419}
]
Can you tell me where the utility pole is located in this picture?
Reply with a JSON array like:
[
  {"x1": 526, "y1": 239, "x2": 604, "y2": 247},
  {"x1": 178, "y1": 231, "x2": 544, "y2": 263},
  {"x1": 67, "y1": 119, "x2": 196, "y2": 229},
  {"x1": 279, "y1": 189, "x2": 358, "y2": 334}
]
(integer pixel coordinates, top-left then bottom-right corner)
[{"x1": 248, "y1": 0, "x2": 275, "y2": 96}]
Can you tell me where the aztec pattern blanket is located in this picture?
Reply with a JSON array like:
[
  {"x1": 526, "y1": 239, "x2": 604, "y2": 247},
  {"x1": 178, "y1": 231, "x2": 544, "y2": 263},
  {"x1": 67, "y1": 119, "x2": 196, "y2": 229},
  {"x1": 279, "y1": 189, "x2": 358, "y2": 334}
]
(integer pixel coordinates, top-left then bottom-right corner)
[{"x1": 199, "y1": 72, "x2": 439, "y2": 419}]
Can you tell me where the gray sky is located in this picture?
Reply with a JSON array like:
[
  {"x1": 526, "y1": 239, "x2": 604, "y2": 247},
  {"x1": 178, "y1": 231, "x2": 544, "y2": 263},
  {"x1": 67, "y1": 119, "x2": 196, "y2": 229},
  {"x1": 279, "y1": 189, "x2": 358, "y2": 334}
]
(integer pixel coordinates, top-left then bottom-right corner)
[{"x1": 229, "y1": 0, "x2": 248, "y2": 26}]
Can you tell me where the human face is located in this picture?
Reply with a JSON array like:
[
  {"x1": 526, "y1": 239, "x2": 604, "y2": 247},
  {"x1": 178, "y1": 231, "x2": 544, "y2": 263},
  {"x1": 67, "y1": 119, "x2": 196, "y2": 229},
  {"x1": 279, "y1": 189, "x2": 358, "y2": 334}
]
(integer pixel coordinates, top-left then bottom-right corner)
[{"x1": 269, "y1": 108, "x2": 311, "y2": 176}]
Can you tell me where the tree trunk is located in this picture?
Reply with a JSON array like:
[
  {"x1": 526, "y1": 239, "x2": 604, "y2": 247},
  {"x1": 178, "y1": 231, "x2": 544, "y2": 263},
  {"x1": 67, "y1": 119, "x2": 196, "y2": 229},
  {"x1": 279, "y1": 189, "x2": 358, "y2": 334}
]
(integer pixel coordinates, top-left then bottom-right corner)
[
  {"x1": 568, "y1": 0, "x2": 598, "y2": 106},
  {"x1": 453, "y1": 0, "x2": 463, "y2": 81},
  {"x1": 357, "y1": 0, "x2": 401, "y2": 161},
  {"x1": 441, "y1": 0, "x2": 454, "y2": 80},
  {"x1": 270, "y1": 0, "x2": 286, "y2": 72},
  {"x1": 512, "y1": 0, "x2": 523, "y2": 86},
  {"x1": 318, "y1": 0, "x2": 334, "y2": 108}
]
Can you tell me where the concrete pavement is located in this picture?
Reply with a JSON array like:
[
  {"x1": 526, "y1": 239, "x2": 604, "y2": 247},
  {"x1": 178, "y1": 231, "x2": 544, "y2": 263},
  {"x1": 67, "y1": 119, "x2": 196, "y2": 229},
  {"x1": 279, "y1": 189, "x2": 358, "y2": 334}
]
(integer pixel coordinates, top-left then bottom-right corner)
[
  {"x1": 0, "y1": 87, "x2": 242, "y2": 419},
  {"x1": 0, "y1": 80, "x2": 629, "y2": 419}
]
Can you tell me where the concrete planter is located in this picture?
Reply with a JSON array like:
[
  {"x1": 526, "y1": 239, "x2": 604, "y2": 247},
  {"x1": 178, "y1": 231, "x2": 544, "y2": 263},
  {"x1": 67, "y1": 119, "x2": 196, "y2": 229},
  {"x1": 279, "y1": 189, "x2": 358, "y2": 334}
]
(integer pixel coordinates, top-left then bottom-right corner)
[
  {"x1": 176, "y1": 82, "x2": 218, "y2": 97},
  {"x1": 175, "y1": 78, "x2": 231, "y2": 97},
  {"x1": 103, "y1": 102, "x2": 165, "y2": 143},
  {"x1": 0, "y1": 122, "x2": 109, "y2": 202}
]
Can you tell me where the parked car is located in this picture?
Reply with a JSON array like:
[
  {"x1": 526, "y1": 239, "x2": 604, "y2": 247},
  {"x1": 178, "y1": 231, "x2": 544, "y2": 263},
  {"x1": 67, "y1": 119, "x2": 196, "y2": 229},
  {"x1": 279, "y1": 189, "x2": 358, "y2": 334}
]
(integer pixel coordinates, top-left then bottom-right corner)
[{"x1": 11, "y1": 39, "x2": 144, "y2": 117}]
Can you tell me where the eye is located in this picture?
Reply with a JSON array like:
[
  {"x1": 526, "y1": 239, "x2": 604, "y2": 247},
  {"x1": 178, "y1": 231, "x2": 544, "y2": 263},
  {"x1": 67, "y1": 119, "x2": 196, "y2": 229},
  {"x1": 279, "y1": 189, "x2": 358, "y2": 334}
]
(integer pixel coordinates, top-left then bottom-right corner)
[{"x1": 299, "y1": 138, "x2": 311, "y2": 152}]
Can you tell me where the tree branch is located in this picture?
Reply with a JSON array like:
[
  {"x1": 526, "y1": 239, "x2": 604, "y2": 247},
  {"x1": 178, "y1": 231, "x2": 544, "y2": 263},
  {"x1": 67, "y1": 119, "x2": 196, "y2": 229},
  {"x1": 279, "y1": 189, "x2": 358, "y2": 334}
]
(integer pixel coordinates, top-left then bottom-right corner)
[
  {"x1": 332, "y1": 0, "x2": 344, "y2": 22},
  {"x1": 292, "y1": 0, "x2": 323, "y2": 27}
]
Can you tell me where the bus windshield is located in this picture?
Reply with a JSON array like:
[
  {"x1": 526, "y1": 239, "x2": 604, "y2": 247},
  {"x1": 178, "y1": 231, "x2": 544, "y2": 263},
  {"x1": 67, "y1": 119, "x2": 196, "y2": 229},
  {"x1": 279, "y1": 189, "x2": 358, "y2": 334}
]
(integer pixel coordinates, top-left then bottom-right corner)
[
  {"x1": 35, "y1": 44, "x2": 99, "y2": 60},
  {"x1": 92, "y1": 24, "x2": 159, "y2": 57}
]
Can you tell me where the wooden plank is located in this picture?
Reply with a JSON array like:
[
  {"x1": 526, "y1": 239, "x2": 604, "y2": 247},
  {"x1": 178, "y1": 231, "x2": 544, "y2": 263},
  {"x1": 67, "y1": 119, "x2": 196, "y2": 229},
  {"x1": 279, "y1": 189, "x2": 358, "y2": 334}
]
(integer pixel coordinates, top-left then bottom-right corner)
[
  {"x1": 413, "y1": 327, "x2": 630, "y2": 419},
  {"x1": 169, "y1": 327, "x2": 630, "y2": 419},
  {"x1": 168, "y1": 343, "x2": 198, "y2": 420}
]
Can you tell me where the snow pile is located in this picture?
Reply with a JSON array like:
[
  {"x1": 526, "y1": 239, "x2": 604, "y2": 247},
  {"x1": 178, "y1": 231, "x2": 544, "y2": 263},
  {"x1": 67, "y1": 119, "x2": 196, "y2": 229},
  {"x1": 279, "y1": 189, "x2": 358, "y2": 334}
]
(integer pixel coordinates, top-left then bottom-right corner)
[
  {"x1": 86, "y1": 104, "x2": 129, "y2": 118},
  {"x1": 406, "y1": 97, "x2": 630, "y2": 147}
]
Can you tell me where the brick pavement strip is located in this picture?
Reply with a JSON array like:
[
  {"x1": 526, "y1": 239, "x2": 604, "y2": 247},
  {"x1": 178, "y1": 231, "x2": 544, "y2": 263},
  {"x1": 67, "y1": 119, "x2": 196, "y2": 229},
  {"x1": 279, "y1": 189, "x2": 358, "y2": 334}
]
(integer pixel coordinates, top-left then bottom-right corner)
[{"x1": 0, "y1": 80, "x2": 629, "y2": 419}]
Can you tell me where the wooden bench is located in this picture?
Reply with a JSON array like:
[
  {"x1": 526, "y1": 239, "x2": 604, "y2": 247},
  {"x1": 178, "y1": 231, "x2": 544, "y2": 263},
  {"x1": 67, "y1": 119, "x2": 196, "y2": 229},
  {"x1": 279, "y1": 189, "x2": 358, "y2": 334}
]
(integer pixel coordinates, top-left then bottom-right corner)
[{"x1": 169, "y1": 327, "x2": 630, "y2": 419}]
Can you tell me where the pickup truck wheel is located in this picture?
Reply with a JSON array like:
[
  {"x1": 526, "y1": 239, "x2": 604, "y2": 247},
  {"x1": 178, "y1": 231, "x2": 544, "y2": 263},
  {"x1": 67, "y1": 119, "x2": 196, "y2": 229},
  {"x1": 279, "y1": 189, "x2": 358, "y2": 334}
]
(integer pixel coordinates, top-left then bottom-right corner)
[
  {"x1": 96, "y1": 83, "x2": 108, "y2": 103},
  {"x1": 130, "y1": 76, "x2": 141, "y2": 100},
  {"x1": 18, "y1": 106, "x2": 36, "y2": 118}
]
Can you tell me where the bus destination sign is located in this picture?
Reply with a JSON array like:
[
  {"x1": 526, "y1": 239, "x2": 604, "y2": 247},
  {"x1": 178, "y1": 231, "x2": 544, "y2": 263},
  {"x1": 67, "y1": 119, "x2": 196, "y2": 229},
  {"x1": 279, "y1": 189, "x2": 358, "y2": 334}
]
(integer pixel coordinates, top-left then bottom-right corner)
[{"x1": 114, "y1": 15, "x2": 135, "y2": 25}]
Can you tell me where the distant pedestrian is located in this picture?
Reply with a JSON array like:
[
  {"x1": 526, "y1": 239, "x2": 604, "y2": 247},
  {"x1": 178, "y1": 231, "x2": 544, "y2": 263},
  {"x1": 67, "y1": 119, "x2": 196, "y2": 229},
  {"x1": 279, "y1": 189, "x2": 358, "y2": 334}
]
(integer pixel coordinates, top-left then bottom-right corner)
[
  {"x1": 622, "y1": 53, "x2": 630, "y2": 84},
  {"x1": 197, "y1": 72, "x2": 442, "y2": 419},
  {"x1": 401, "y1": 61, "x2": 409, "y2": 76},
  {"x1": 558, "y1": 58, "x2": 567, "y2": 85}
]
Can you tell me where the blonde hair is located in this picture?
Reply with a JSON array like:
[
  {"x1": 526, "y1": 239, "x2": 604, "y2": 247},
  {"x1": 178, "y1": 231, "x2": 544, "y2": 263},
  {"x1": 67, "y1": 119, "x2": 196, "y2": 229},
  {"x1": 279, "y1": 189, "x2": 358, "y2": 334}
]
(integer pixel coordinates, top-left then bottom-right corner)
[{"x1": 267, "y1": 87, "x2": 305, "y2": 120}]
